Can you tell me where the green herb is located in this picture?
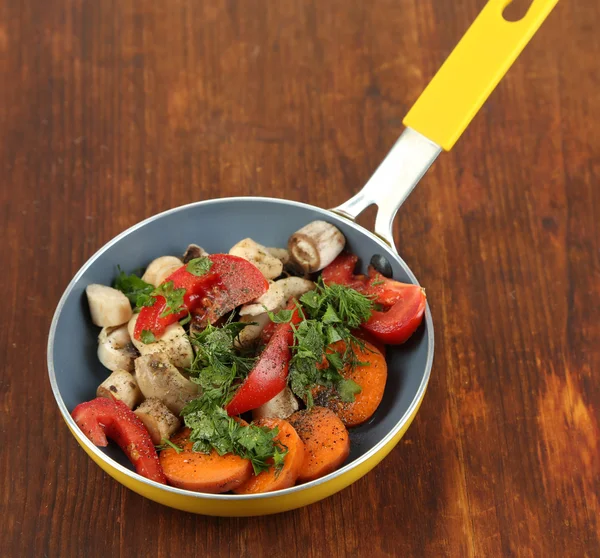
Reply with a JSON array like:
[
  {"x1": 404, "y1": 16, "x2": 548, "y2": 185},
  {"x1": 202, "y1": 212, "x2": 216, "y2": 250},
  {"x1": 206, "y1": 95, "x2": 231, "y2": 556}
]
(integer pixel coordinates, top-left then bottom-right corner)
[
  {"x1": 152, "y1": 281, "x2": 187, "y2": 318},
  {"x1": 113, "y1": 267, "x2": 155, "y2": 308},
  {"x1": 186, "y1": 257, "x2": 213, "y2": 277},
  {"x1": 179, "y1": 313, "x2": 192, "y2": 326},
  {"x1": 288, "y1": 279, "x2": 373, "y2": 405},
  {"x1": 140, "y1": 329, "x2": 156, "y2": 344},
  {"x1": 370, "y1": 279, "x2": 385, "y2": 287},
  {"x1": 156, "y1": 438, "x2": 184, "y2": 453},
  {"x1": 267, "y1": 307, "x2": 294, "y2": 324},
  {"x1": 180, "y1": 319, "x2": 287, "y2": 474}
]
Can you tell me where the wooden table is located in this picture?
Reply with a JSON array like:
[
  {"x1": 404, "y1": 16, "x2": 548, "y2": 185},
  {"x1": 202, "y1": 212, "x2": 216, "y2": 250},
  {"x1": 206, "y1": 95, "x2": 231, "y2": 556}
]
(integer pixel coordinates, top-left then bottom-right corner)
[{"x1": 2, "y1": 0, "x2": 599, "y2": 556}]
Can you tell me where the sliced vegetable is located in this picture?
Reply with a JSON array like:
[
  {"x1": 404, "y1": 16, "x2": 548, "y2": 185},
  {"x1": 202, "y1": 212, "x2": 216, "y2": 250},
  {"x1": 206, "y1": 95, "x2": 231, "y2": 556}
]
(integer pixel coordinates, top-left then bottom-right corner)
[
  {"x1": 85, "y1": 284, "x2": 133, "y2": 327},
  {"x1": 129, "y1": 315, "x2": 193, "y2": 369},
  {"x1": 159, "y1": 428, "x2": 252, "y2": 493},
  {"x1": 134, "y1": 398, "x2": 180, "y2": 445},
  {"x1": 97, "y1": 324, "x2": 138, "y2": 372},
  {"x1": 288, "y1": 406, "x2": 350, "y2": 482},
  {"x1": 252, "y1": 386, "x2": 299, "y2": 421},
  {"x1": 288, "y1": 221, "x2": 346, "y2": 273},
  {"x1": 141, "y1": 256, "x2": 184, "y2": 287},
  {"x1": 96, "y1": 369, "x2": 143, "y2": 409},
  {"x1": 322, "y1": 252, "x2": 426, "y2": 344},
  {"x1": 233, "y1": 418, "x2": 305, "y2": 494},
  {"x1": 229, "y1": 238, "x2": 283, "y2": 280},
  {"x1": 71, "y1": 397, "x2": 166, "y2": 484},
  {"x1": 191, "y1": 254, "x2": 269, "y2": 325},
  {"x1": 314, "y1": 341, "x2": 387, "y2": 427},
  {"x1": 134, "y1": 353, "x2": 199, "y2": 414},
  {"x1": 225, "y1": 303, "x2": 302, "y2": 416}
]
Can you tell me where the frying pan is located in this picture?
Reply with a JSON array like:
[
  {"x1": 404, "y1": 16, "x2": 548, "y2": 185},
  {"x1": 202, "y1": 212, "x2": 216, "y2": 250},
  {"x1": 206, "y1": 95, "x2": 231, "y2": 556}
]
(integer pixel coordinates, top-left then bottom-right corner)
[{"x1": 47, "y1": 0, "x2": 559, "y2": 516}]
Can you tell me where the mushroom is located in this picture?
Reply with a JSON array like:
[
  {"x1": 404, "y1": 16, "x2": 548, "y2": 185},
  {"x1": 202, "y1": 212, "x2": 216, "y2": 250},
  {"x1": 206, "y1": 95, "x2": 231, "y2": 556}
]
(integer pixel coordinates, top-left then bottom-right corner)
[
  {"x1": 266, "y1": 247, "x2": 290, "y2": 265},
  {"x1": 288, "y1": 221, "x2": 346, "y2": 273},
  {"x1": 239, "y1": 282, "x2": 286, "y2": 317},
  {"x1": 234, "y1": 313, "x2": 272, "y2": 348},
  {"x1": 86, "y1": 284, "x2": 133, "y2": 327},
  {"x1": 141, "y1": 256, "x2": 183, "y2": 287},
  {"x1": 182, "y1": 244, "x2": 209, "y2": 263},
  {"x1": 229, "y1": 238, "x2": 283, "y2": 280},
  {"x1": 134, "y1": 398, "x2": 181, "y2": 444},
  {"x1": 239, "y1": 277, "x2": 316, "y2": 317},
  {"x1": 127, "y1": 314, "x2": 193, "y2": 369},
  {"x1": 252, "y1": 387, "x2": 299, "y2": 420},
  {"x1": 97, "y1": 324, "x2": 138, "y2": 372},
  {"x1": 97, "y1": 369, "x2": 143, "y2": 409},
  {"x1": 134, "y1": 353, "x2": 199, "y2": 414}
]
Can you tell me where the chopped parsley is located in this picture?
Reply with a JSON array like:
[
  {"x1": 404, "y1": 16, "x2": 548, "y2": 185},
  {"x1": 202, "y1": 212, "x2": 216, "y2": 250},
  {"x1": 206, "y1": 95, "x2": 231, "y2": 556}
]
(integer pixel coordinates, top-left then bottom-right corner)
[
  {"x1": 113, "y1": 267, "x2": 155, "y2": 308},
  {"x1": 180, "y1": 319, "x2": 288, "y2": 474},
  {"x1": 186, "y1": 256, "x2": 213, "y2": 277},
  {"x1": 286, "y1": 279, "x2": 374, "y2": 405},
  {"x1": 140, "y1": 329, "x2": 156, "y2": 344},
  {"x1": 152, "y1": 281, "x2": 187, "y2": 318},
  {"x1": 156, "y1": 438, "x2": 184, "y2": 453}
]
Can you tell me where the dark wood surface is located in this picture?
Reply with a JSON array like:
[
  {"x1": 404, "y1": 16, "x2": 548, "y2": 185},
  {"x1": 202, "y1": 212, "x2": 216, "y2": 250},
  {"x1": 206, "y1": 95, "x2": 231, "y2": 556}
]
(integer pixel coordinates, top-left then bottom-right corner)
[{"x1": 2, "y1": 0, "x2": 599, "y2": 556}]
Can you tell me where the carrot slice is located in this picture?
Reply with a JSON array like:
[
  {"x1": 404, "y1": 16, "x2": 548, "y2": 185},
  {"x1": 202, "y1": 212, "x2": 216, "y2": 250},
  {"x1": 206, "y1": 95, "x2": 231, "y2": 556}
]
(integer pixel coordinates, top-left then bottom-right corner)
[
  {"x1": 233, "y1": 418, "x2": 305, "y2": 494},
  {"x1": 288, "y1": 406, "x2": 350, "y2": 482},
  {"x1": 316, "y1": 340, "x2": 387, "y2": 427},
  {"x1": 159, "y1": 428, "x2": 252, "y2": 493}
]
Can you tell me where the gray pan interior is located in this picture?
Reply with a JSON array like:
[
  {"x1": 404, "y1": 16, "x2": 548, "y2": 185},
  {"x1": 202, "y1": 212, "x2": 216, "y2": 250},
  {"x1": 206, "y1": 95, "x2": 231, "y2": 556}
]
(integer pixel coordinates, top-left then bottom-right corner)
[{"x1": 48, "y1": 197, "x2": 433, "y2": 490}]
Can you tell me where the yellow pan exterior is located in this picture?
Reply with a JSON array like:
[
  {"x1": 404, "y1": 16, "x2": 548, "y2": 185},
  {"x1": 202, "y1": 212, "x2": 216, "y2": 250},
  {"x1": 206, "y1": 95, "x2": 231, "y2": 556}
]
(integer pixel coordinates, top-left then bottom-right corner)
[
  {"x1": 67, "y1": 389, "x2": 426, "y2": 516},
  {"x1": 404, "y1": 0, "x2": 559, "y2": 150}
]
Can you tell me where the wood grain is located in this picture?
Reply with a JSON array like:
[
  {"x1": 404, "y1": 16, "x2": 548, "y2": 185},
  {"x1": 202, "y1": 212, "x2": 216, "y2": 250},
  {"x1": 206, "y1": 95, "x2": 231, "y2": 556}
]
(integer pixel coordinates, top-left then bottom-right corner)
[{"x1": 1, "y1": 0, "x2": 599, "y2": 556}]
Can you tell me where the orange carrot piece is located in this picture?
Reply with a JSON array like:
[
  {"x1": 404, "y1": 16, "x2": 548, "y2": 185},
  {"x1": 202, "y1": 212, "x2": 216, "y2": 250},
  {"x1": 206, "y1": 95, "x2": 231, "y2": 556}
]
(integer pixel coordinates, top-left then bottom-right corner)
[
  {"x1": 159, "y1": 428, "x2": 252, "y2": 493},
  {"x1": 316, "y1": 340, "x2": 387, "y2": 427},
  {"x1": 233, "y1": 418, "x2": 305, "y2": 494},
  {"x1": 288, "y1": 406, "x2": 350, "y2": 482}
]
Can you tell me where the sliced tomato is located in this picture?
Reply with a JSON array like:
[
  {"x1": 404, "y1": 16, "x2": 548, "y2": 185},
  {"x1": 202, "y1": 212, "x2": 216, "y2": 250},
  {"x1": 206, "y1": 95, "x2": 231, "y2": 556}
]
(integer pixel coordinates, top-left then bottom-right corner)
[
  {"x1": 192, "y1": 254, "x2": 269, "y2": 325},
  {"x1": 322, "y1": 252, "x2": 427, "y2": 345},
  {"x1": 71, "y1": 397, "x2": 166, "y2": 484},
  {"x1": 225, "y1": 303, "x2": 302, "y2": 416},
  {"x1": 135, "y1": 254, "x2": 268, "y2": 340},
  {"x1": 362, "y1": 283, "x2": 426, "y2": 344}
]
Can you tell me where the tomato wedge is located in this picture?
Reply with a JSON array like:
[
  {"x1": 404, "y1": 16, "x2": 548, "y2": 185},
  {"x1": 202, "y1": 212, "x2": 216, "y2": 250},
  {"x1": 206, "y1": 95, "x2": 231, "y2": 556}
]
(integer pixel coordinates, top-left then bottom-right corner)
[
  {"x1": 192, "y1": 254, "x2": 269, "y2": 325},
  {"x1": 322, "y1": 252, "x2": 426, "y2": 345},
  {"x1": 225, "y1": 303, "x2": 302, "y2": 416},
  {"x1": 134, "y1": 254, "x2": 268, "y2": 340},
  {"x1": 71, "y1": 397, "x2": 166, "y2": 484}
]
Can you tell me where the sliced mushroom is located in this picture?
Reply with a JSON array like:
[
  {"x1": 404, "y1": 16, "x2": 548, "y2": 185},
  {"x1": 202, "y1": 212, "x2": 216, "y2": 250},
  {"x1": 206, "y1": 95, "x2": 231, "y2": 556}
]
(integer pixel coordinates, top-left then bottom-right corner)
[
  {"x1": 141, "y1": 256, "x2": 183, "y2": 287},
  {"x1": 288, "y1": 221, "x2": 346, "y2": 273},
  {"x1": 229, "y1": 238, "x2": 283, "y2": 280},
  {"x1": 252, "y1": 387, "x2": 299, "y2": 420},
  {"x1": 86, "y1": 284, "x2": 133, "y2": 327},
  {"x1": 266, "y1": 247, "x2": 290, "y2": 265},
  {"x1": 134, "y1": 353, "x2": 199, "y2": 414},
  {"x1": 239, "y1": 281, "x2": 286, "y2": 317},
  {"x1": 239, "y1": 277, "x2": 316, "y2": 316},
  {"x1": 97, "y1": 325, "x2": 138, "y2": 372},
  {"x1": 128, "y1": 314, "x2": 193, "y2": 369},
  {"x1": 97, "y1": 369, "x2": 143, "y2": 409},
  {"x1": 234, "y1": 313, "x2": 271, "y2": 348},
  {"x1": 134, "y1": 397, "x2": 181, "y2": 444},
  {"x1": 182, "y1": 244, "x2": 209, "y2": 263}
]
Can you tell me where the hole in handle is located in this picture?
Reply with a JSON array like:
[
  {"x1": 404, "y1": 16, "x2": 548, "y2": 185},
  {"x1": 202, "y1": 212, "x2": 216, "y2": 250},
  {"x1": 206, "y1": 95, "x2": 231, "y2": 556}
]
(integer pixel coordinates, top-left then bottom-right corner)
[{"x1": 502, "y1": 0, "x2": 535, "y2": 22}]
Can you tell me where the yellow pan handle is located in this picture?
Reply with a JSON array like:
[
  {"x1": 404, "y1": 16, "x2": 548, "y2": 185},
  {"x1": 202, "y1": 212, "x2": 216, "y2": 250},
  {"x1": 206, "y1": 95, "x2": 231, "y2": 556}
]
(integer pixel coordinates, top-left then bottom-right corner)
[{"x1": 403, "y1": 0, "x2": 559, "y2": 151}]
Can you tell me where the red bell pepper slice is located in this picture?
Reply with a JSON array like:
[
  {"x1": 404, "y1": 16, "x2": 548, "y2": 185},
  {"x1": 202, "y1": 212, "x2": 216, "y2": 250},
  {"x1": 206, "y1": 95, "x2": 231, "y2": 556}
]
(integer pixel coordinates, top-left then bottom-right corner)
[
  {"x1": 71, "y1": 397, "x2": 166, "y2": 484},
  {"x1": 322, "y1": 252, "x2": 427, "y2": 345},
  {"x1": 134, "y1": 254, "x2": 268, "y2": 340},
  {"x1": 225, "y1": 303, "x2": 302, "y2": 416}
]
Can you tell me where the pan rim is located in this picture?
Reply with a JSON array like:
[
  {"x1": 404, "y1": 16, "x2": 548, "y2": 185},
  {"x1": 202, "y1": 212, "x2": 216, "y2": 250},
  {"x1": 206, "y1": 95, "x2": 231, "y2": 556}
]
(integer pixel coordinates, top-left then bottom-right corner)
[{"x1": 47, "y1": 195, "x2": 434, "y2": 501}]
